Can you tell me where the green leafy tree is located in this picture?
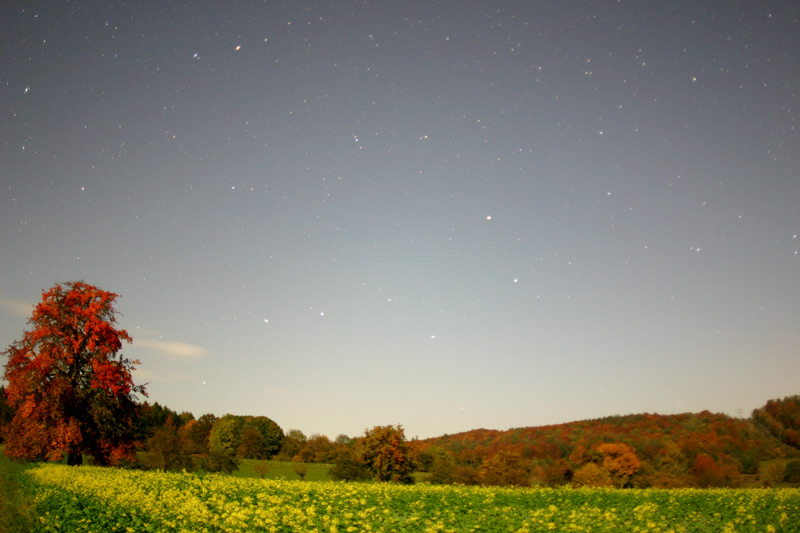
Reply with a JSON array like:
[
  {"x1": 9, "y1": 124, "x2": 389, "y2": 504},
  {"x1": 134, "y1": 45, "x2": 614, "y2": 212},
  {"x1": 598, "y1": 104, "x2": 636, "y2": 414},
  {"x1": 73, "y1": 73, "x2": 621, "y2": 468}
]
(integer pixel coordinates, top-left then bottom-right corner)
[
  {"x1": 360, "y1": 425, "x2": 414, "y2": 483},
  {"x1": 278, "y1": 429, "x2": 307, "y2": 460},
  {"x1": 200, "y1": 447, "x2": 239, "y2": 474},
  {"x1": 209, "y1": 415, "x2": 242, "y2": 456},
  {"x1": 2, "y1": 281, "x2": 145, "y2": 465},
  {"x1": 241, "y1": 416, "x2": 284, "y2": 458},
  {"x1": 202, "y1": 415, "x2": 241, "y2": 472},
  {"x1": 427, "y1": 447, "x2": 458, "y2": 484},
  {"x1": 329, "y1": 447, "x2": 371, "y2": 482}
]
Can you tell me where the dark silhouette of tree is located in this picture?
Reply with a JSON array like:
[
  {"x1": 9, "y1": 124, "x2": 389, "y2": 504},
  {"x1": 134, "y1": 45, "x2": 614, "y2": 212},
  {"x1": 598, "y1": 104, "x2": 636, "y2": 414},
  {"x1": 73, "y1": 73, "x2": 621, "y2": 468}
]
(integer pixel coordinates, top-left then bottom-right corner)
[
  {"x1": 783, "y1": 460, "x2": 800, "y2": 483},
  {"x1": 184, "y1": 413, "x2": 216, "y2": 454},
  {"x1": 143, "y1": 422, "x2": 192, "y2": 472},
  {"x1": 238, "y1": 426, "x2": 267, "y2": 459},
  {"x1": 0, "y1": 386, "x2": 13, "y2": 443},
  {"x1": 200, "y1": 447, "x2": 239, "y2": 474},
  {"x1": 2, "y1": 281, "x2": 145, "y2": 465},
  {"x1": 329, "y1": 447, "x2": 371, "y2": 482},
  {"x1": 135, "y1": 401, "x2": 182, "y2": 439},
  {"x1": 240, "y1": 415, "x2": 284, "y2": 458}
]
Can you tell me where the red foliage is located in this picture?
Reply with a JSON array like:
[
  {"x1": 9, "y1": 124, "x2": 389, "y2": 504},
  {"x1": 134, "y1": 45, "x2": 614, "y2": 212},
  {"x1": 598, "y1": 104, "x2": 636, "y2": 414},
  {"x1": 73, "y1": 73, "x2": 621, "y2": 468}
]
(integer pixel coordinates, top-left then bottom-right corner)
[
  {"x1": 2, "y1": 281, "x2": 146, "y2": 465},
  {"x1": 753, "y1": 396, "x2": 800, "y2": 450},
  {"x1": 419, "y1": 410, "x2": 790, "y2": 488}
]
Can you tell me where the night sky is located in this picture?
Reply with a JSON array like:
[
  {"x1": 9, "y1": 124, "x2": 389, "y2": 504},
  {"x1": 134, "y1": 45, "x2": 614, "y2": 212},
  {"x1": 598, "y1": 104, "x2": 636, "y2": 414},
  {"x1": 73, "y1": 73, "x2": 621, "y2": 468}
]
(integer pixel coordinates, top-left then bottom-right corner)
[{"x1": 2, "y1": 1, "x2": 799, "y2": 440}]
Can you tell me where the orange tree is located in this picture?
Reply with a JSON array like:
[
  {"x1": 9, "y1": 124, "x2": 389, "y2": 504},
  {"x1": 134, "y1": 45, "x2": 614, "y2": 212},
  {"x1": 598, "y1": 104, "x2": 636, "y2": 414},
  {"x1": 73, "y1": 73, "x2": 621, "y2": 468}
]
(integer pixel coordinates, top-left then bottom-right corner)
[
  {"x1": 360, "y1": 425, "x2": 414, "y2": 483},
  {"x1": 597, "y1": 442, "x2": 641, "y2": 487},
  {"x1": 2, "y1": 281, "x2": 145, "y2": 465}
]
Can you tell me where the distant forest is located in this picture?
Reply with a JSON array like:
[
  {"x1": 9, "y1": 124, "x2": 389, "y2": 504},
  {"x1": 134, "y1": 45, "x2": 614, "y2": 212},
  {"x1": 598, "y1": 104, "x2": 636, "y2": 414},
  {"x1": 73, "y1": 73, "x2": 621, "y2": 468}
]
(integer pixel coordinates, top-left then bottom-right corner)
[{"x1": 3, "y1": 388, "x2": 799, "y2": 487}]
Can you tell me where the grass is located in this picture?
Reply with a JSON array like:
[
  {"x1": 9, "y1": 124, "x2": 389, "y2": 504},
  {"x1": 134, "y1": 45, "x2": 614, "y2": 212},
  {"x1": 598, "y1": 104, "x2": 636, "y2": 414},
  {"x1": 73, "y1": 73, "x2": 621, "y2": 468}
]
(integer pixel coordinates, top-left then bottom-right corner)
[
  {"x1": 232, "y1": 458, "x2": 333, "y2": 481},
  {"x1": 0, "y1": 446, "x2": 37, "y2": 533}
]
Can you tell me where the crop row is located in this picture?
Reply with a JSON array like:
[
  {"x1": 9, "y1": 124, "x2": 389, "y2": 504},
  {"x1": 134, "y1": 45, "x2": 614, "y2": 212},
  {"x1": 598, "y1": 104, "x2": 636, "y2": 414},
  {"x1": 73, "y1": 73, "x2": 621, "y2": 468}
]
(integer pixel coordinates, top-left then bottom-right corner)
[{"x1": 21, "y1": 464, "x2": 800, "y2": 532}]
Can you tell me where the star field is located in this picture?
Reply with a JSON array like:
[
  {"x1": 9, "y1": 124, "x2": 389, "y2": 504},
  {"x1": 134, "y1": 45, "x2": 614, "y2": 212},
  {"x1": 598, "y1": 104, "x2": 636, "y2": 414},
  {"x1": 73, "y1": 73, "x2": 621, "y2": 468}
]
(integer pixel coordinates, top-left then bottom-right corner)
[{"x1": 1, "y1": 1, "x2": 799, "y2": 439}]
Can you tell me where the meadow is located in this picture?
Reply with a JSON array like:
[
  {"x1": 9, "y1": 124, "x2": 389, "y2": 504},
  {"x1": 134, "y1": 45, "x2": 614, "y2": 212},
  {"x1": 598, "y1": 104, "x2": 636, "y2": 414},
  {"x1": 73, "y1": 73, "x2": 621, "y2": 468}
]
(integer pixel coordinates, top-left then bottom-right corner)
[
  {"x1": 232, "y1": 458, "x2": 333, "y2": 482},
  {"x1": 18, "y1": 463, "x2": 800, "y2": 532},
  {"x1": 0, "y1": 447, "x2": 37, "y2": 532}
]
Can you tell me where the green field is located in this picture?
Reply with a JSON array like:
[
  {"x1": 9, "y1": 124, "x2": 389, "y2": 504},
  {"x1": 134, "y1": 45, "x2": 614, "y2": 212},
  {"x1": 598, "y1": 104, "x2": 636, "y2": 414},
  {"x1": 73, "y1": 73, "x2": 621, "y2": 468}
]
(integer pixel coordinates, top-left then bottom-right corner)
[
  {"x1": 233, "y1": 458, "x2": 333, "y2": 481},
  {"x1": 16, "y1": 462, "x2": 800, "y2": 532},
  {"x1": 0, "y1": 446, "x2": 37, "y2": 533}
]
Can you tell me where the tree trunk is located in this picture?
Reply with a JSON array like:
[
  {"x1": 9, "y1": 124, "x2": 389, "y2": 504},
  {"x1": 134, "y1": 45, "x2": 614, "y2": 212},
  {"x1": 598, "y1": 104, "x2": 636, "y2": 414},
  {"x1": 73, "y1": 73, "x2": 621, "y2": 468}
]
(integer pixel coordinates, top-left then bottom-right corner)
[{"x1": 67, "y1": 452, "x2": 82, "y2": 466}]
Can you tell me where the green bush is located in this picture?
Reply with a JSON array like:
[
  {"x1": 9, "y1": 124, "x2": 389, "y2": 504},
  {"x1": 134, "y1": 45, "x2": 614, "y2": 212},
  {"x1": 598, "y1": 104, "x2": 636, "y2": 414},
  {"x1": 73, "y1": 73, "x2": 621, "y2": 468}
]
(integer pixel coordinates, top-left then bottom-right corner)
[{"x1": 783, "y1": 460, "x2": 800, "y2": 484}]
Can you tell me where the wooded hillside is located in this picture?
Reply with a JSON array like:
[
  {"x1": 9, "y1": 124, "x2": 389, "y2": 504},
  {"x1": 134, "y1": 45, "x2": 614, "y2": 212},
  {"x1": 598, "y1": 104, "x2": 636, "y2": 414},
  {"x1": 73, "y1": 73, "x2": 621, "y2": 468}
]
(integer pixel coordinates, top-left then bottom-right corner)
[{"x1": 410, "y1": 409, "x2": 800, "y2": 487}]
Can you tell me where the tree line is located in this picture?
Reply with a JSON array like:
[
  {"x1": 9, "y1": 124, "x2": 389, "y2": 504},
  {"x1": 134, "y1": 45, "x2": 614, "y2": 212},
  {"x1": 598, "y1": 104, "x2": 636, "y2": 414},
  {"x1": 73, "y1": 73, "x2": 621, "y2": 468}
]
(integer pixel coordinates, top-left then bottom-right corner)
[
  {"x1": 130, "y1": 400, "x2": 413, "y2": 483},
  {"x1": 2, "y1": 281, "x2": 799, "y2": 488},
  {"x1": 410, "y1": 407, "x2": 800, "y2": 488}
]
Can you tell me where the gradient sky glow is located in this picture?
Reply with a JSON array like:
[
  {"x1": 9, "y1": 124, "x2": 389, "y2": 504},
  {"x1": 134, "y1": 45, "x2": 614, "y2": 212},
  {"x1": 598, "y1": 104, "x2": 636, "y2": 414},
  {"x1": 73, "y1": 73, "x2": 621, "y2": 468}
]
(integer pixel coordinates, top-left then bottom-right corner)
[{"x1": 2, "y1": 1, "x2": 799, "y2": 440}]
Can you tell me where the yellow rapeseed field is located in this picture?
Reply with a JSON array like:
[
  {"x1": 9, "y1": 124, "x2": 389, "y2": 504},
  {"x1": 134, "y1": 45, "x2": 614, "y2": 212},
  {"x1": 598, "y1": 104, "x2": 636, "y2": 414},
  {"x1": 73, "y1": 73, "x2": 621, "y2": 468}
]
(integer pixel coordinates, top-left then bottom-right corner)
[{"x1": 21, "y1": 464, "x2": 800, "y2": 532}]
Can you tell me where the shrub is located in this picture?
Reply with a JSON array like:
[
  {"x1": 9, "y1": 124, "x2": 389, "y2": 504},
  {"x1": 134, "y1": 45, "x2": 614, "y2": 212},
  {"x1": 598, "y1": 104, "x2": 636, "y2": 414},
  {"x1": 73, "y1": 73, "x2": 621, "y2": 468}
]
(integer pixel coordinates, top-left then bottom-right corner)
[{"x1": 783, "y1": 460, "x2": 800, "y2": 484}]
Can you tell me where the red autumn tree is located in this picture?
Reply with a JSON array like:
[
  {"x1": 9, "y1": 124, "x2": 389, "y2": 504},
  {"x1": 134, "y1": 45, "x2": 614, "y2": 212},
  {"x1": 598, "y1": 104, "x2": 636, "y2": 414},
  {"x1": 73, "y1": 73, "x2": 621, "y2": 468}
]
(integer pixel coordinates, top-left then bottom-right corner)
[{"x1": 2, "y1": 281, "x2": 145, "y2": 465}]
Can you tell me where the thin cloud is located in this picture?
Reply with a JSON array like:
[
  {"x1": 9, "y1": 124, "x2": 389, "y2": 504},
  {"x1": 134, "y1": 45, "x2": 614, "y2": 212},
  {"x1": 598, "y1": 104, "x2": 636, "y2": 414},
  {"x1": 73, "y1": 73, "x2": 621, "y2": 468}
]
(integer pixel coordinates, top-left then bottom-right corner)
[
  {"x1": 133, "y1": 366, "x2": 197, "y2": 384},
  {"x1": 0, "y1": 299, "x2": 33, "y2": 318},
  {"x1": 134, "y1": 339, "x2": 209, "y2": 360}
]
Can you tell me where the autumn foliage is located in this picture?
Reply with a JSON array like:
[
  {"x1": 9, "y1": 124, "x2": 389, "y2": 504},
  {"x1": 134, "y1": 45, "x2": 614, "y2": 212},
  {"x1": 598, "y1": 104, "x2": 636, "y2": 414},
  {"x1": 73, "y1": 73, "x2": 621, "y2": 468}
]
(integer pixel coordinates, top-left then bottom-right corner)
[
  {"x1": 752, "y1": 395, "x2": 800, "y2": 451},
  {"x1": 2, "y1": 281, "x2": 145, "y2": 465},
  {"x1": 413, "y1": 410, "x2": 797, "y2": 488},
  {"x1": 359, "y1": 425, "x2": 413, "y2": 483}
]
